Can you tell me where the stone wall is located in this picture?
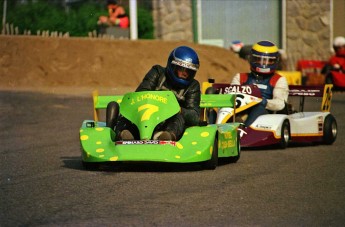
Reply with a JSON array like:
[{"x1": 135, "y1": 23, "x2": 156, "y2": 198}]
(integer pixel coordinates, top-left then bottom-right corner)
[
  {"x1": 285, "y1": 0, "x2": 332, "y2": 70},
  {"x1": 151, "y1": 0, "x2": 334, "y2": 71},
  {"x1": 152, "y1": 0, "x2": 193, "y2": 42}
]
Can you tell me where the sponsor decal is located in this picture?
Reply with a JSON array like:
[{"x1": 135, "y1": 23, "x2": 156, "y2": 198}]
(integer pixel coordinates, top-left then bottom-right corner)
[
  {"x1": 222, "y1": 85, "x2": 253, "y2": 94},
  {"x1": 255, "y1": 124, "x2": 273, "y2": 130},
  {"x1": 171, "y1": 59, "x2": 198, "y2": 71},
  {"x1": 289, "y1": 87, "x2": 322, "y2": 96},
  {"x1": 256, "y1": 84, "x2": 268, "y2": 89},
  {"x1": 134, "y1": 93, "x2": 168, "y2": 104},
  {"x1": 221, "y1": 140, "x2": 235, "y2": 149},
  {"x1": 116, "y1": 140, "x2": 176, "y2": 146}
]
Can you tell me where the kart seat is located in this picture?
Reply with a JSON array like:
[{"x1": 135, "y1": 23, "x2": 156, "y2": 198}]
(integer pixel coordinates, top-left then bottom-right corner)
[{"x1": 274, "y1": 102, "x2": 295, "y2": 115}]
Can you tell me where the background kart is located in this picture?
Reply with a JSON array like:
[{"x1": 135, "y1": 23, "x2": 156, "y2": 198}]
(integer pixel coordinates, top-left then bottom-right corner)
[
  {"x1": 203, "y1": 81, "x2": 337, "y2": 149},
  {"x1": 80, "y1": 90, "x2": 241, "y2": 170},
  {"x1": 326, "y1": 71, "x2": 345, "y2": 90},
  {"x1": 297, "y1": 60, "x2": 345, "y2": 90}
]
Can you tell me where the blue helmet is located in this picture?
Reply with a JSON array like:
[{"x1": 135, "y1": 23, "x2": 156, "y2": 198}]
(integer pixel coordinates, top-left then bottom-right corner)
[
  {"x1": 250, "y1": 40, "x2": 279, "y2": 75},
  {"x1": 166, "y1": 46, "x2": 200, "y2": 88}
]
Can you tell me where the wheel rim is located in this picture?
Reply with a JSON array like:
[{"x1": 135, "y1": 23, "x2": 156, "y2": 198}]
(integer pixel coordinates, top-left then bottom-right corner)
[
  {"x1": 332, "y1": 121, "x2": 337, "y2": 138},
  {"x1": 283, "y1": 127, "x2": 289, "y2": 143}
]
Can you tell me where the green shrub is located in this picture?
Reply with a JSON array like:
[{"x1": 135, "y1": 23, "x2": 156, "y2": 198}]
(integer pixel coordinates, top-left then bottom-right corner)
[
  {"x1": 137, "y1": 7, "x2": 154, "y2": 39},
  {"x1": 66, "y1": 3, "x2": 105, "y2": 36},
  {"x1": 6, "y1": 2, "x2": 66, "y2": 34},
  {"x1": 2, "y1": 1, "x2": 154, "y2": 39}
]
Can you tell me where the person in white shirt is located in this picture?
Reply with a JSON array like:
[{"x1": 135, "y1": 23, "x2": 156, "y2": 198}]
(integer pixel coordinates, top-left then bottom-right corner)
[{"x1": 231, "y1": 40, "x2": 289, "y2": 126}]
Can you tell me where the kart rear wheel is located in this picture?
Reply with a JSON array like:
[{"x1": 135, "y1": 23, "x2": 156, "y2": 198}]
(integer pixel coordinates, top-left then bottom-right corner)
[
  {"x1": 106, "y1": 101, "x2": 120, "y2": 130},
  {"x1": 203, "y1": 137, "x2": 218, "y2": 170},
  {"x1": 280, "y1": 120, "x2": 290, "y2": 149},
  {"x1": 207, "y1": 109, "x2": 217, "y2": 124},
  {"x1": 323, "y1": 114, "x2": 337, "y2": 145},
  {"x1": 205, "y1": 87, "x2": 217, "y2": 124}
]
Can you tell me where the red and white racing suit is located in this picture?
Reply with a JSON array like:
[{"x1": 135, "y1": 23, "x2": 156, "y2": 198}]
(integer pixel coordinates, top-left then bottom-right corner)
[
  {"x1": 231, "y1": 72, "x2": 289, "y2": 112},
  {"x1": 231, "y1": 72, "x2": 289, "y2": 126}
]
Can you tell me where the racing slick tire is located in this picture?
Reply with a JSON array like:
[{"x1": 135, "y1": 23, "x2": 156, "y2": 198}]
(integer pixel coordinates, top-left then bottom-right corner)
[
  {"x1": 207, "y1": 109, "x2": 217, "y2": 124},
  {"x1": 280, "y1": 120, "x2": 290, "y2": 149},
  {"x1": 323, "y1": 114, "x2": 337, "y2": 145},
  {"x1": 203, "y1": 137, "x2": 218, "y2": 170},
  {"x1": 106, "y1": 101, "x2": 120, "y2": 130},
  {"x1": 205, "y1": 87, "x2": 217, "y2": 124}
]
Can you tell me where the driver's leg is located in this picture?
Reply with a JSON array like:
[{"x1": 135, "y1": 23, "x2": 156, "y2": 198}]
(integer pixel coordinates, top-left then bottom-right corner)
[
  {"x1": 115, "y1": 116, "x2": 139, "y2": 140},
  {"x1": 154, "y1": 113, "x2": 185, "y2": 141},
  {"x1": 245, "y1": 105, "x2": 268, "y2": 126}
]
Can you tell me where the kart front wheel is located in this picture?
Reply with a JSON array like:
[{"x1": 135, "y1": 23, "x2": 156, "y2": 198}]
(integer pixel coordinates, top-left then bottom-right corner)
[
  {"x1": 203, "y1": 137, "x2": 218, "y2": 170},
  {"x1": 280, "y1": 120, "x2": 290, "y2": 149},
  {"x1": 323, "y1": 114, "x2": 337, "y2": 145}
]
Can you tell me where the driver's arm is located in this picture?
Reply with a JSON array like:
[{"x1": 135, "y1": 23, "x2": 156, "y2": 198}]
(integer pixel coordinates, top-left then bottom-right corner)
[
  {"x1": 230, "y1": 73, "x2": 241, "y2": 85},
  {"x1": 136, "y1": 65, "x2": 163, "y2": 91},
  {"x1": 266, "y1": 77, "x2": 289, "y2": 111},
  {"x1": 180, "y1": 81, "x2": 201, "y2": 126}
]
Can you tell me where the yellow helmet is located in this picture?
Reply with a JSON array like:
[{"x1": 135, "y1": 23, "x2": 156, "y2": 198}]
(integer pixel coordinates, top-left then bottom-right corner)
[{"x1": 250, "y1": 40, "x2": 279, "y2": 74}]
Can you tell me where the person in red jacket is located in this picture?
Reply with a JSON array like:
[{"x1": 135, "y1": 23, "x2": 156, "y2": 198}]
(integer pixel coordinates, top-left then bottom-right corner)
[
  {"x1": 98, "y1": 0, "x2": 129, "y2": 28},
  {"x1": 329, "y1": 36, "x2": 345, "y2": 71},
  {"x1": 324, "y1": 36, "x2": 345, "y2": 84}
]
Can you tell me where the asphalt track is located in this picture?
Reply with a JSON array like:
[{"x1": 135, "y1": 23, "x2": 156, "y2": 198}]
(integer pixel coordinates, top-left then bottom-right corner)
[{"x1": 1, "y1": 90, "x2": 345, "y2": 226}]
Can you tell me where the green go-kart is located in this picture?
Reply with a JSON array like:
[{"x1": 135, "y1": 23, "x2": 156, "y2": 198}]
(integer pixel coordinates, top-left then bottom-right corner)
[{"x1": 80, "y1": 90, "x2": 241, "y2": 170}]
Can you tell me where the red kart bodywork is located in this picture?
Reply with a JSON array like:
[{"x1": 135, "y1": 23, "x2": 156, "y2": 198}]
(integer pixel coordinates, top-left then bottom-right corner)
[{"x1": 331, "y1": 71, "x2": 345, "y2": 88}]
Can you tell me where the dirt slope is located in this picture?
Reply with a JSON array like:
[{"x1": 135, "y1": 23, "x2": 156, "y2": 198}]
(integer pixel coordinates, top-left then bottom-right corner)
[{"x1": 0, "y1": 36, "x2": 249, "y2": 94}]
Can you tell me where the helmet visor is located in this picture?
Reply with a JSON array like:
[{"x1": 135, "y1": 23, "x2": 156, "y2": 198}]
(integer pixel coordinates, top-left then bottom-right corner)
[
  {"x1": 172, "y1": 65, "x2": 196, "y2": 81},
  {"x1": 251, "y1": 54, "x2": 277, "y2": 66}
]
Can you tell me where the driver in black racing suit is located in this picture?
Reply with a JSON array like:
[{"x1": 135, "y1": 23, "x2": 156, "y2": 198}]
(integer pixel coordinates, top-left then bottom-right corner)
[{"x1": 115, "y1": 46, "x2": 201, "y2": 141}]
